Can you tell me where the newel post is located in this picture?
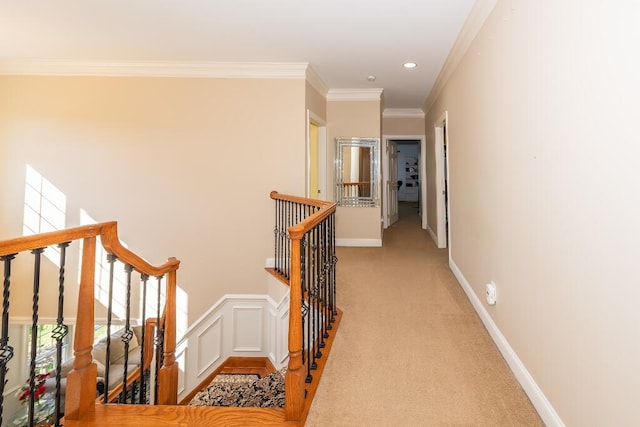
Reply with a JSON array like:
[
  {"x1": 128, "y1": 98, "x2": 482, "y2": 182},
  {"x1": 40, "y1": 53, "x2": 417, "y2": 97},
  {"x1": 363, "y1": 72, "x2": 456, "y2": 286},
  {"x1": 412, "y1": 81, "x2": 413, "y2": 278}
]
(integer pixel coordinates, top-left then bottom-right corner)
[
  {"x1": 64, "y1": 236, "x2": 97, "y2": 420},
  {"x1": 285, "y1": 227, "x2": 305, "y2": 421},
  {"x1": 157, "y1": 264, "x2": 178, "y2": 404}
]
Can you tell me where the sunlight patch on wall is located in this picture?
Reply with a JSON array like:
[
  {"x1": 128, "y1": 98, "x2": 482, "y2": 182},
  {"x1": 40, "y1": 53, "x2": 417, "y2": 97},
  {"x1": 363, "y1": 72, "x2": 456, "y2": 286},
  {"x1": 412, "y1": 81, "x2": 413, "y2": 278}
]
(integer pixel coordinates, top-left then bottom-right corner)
[
  {"x1": 79, "y1": 210, "x2": 188, "y2": 336},
  {"x1": 80, "y1": 209, "x2": 129, "y2": 321},
  {"x1": 23, "y1": 165, "x2": 67, "y2": 265}
]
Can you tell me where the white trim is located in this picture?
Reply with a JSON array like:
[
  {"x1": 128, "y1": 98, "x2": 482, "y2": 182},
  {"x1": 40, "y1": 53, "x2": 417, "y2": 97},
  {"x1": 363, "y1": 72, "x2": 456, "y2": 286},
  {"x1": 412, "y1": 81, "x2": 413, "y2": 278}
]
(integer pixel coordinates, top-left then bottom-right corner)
[
  {"x1": 424, "y1": 0, "x2": 499, "y2": 111},
  {"x1": 383, "y1": 135, "x2": 428, "y2": 230},
  {"x1": 306, "y1": 110, "x2": 328, "y2": 200},
  {"x1": 449, "y1": 259, "x2": 565, "y2": 427},
  {"x1": 0, "y1": 60, "x2": 310, "y2": 78},
  {"x1": 176, "y1": 290, "x2": 290, "y2": 401},
  {"x1": 305, "y1": 65, "x2": 328, "y2": 96},
  {"x1": 427, "y1": 225, "x2": 438, "y2": 244},
  {"x1": 382, "y1": 108, "x2": 425, "y2": 119},
  {"x1": 327, "y1": 88, "x2": 383, "y2": 101},
  {"x1": 335, "y1": 238, "x2": 382, "y2": 247},
  {"x1": 434, "y1": 111, "x2": 448, "y2": 249}
]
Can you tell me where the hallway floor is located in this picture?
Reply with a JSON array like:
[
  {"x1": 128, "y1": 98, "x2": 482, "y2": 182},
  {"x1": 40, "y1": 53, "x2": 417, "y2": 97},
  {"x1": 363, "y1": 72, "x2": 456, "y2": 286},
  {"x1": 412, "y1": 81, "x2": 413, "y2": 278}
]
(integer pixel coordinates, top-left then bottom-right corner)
[{"x1": 305, "y1": 202, "x2": 543, "y2": 426}]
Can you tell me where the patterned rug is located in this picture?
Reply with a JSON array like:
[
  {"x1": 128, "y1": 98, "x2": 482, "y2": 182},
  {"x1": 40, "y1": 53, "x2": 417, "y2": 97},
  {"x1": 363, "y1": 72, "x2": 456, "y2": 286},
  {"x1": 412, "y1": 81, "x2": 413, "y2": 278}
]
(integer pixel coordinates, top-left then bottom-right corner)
[{"x1": 188, "y1": 369, "x2": 286, "y2": 408}]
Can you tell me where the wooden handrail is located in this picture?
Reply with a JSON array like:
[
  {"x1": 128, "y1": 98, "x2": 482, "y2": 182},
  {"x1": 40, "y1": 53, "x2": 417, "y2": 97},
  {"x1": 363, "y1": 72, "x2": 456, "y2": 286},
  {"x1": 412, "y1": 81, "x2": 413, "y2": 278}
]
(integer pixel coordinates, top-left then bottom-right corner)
[
  {"x1": 270, "y1": 192, "x2": 337, "y2": 422},
  {"x1": 0, "y1": 221, "x2": 180, "y2": 423},
  {"x1": 270, "y1": 191, "x2": 337, "y2": 241},
  {"x1": 342, "y1": 181, "x2": 370, "y2": 186},
  {"x1": 270, "y1": 191, "x2": 333, "y2": 210}
]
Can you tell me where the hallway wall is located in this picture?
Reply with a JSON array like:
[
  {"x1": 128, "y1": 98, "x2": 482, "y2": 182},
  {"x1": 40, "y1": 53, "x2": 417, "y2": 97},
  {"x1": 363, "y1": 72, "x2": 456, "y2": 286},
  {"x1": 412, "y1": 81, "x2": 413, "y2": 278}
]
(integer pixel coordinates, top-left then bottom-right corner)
[
  {"x1": 0, "y1": 75, "x2": 306, "y2": 324},
  {"x1": 423, "y1": 1, "x2": 640, "y2": 425}
]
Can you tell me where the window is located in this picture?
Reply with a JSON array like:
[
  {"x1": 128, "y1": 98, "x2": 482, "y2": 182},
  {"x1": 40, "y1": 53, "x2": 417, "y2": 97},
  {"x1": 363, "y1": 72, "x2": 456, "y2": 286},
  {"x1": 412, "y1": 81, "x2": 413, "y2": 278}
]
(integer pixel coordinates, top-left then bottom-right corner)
[{"x1": 26, "y1": 324, "x2": 71, "y2": 373}]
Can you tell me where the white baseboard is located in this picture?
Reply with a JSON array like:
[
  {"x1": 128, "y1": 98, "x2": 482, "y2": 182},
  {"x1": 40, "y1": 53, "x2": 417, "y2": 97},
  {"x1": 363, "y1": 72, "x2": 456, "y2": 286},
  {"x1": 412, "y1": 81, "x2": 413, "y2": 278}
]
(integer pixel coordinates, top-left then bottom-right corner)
[
  {"x1": 427, "y1": 225, "x2": 438, "y2": 245},
  {"x1": 336, "y1": 238, "x2": 382, "y2": 247},
  {"x1": 449, "y1": 259, "x2": 564, "y2": 427}
]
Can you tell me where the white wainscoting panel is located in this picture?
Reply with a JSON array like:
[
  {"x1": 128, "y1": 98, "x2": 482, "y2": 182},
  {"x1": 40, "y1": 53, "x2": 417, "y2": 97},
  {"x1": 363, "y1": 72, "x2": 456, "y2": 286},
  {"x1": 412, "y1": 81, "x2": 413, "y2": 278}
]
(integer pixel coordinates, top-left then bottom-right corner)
[
  {"x1": 196, "y1": 315, "x2": 223, "y2": 376},
  {"x1": 176, "y1": 344, "x2": 187, "y2": 395},
  {"x1": 277, "y1": 299, "x2": 290, "y2": 366},
  {"x1": 176, "y1": 288, "x2": 290, "y2": 402},
  {"x1": 232, "y1": 306, "x2": 264, "y2": 352}
]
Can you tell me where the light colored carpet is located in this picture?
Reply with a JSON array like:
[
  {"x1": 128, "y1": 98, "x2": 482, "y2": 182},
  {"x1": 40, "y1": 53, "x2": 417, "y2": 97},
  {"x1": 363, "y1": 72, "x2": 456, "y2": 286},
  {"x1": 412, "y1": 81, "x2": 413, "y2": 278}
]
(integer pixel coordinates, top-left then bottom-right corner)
[{"x1": 305, "y1": 202, "x2": 544, "y2": 426}]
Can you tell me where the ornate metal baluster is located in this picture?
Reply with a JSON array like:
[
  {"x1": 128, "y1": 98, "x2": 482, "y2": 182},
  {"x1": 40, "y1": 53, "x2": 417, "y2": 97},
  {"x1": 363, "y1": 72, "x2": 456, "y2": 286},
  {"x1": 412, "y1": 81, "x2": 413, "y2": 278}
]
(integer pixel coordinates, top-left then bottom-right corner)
[
  {"x1": 154, "y1": 275, "x2": 164, "y2": 405},
  {"x1": 52, "y1": 242, "x2": 70, "y2": 426},
  {"x1": 28, "y1": 247, "x2": 45, "y2": 427},
  {"x1": 319, "y1": 220, "x2": 328, "y2": 348},
  {"x1": 274, "y1": 199, "x2": 281, "y2": 275},
  {"x1": 121, "y1": 264, "x2": 134, "y2": 403},
  {"x1": 0, "y1": 254, "x2": 16, "y2": 426},
  {"x1": 330, "y1": 213, "x2": 338, "y2": 321},
  {"x1": 103, "y1": 253, "x2": 117, "y2": 403},
  {"x1": 285, "y1": 201, "x2": 291, "y2": 279},
  {"x1": 300, "y1": 234, "x2": 307, "y2": 368},
  {"x1": 312, "y1": 227, "x2": 322, "y2": 363},
  {"x1": 139, "y1": 274, "x2": 149, "y2": 404}
]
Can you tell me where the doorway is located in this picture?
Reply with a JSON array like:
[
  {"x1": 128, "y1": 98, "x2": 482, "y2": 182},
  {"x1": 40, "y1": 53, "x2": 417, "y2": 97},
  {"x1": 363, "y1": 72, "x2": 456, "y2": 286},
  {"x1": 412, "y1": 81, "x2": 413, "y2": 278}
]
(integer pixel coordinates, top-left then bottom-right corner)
[
  {"x1": 307, "y1": 110, "x2": 327, "y2": 200},
  {"x1": 434, "y1": 112, "x2": 450, "y2": 249},
  {"x1": 382, "y1": 135, "x2": 426, "y2": 229}
]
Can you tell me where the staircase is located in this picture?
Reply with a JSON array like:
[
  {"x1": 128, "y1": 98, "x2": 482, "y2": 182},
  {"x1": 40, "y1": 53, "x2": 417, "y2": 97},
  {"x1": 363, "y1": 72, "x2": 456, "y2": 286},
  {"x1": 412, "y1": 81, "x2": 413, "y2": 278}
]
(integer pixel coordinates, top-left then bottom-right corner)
[{"x1": 0, "y1": 191, "x2": 339, "y2": 426}]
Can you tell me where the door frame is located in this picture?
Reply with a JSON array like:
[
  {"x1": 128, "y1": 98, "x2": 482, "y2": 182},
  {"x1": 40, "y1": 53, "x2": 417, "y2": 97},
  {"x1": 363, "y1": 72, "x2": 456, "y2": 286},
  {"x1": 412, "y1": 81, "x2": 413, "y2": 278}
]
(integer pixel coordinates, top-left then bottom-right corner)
[
  {"x1": 306, "y1": 109, "x2": 327, "y2": 199},
  {"x1": 382, "y1": 134, "x2": 427, "y2": 229},
  {"x1": 434, "y1": 111, "x2": 450, "y2": 250}
]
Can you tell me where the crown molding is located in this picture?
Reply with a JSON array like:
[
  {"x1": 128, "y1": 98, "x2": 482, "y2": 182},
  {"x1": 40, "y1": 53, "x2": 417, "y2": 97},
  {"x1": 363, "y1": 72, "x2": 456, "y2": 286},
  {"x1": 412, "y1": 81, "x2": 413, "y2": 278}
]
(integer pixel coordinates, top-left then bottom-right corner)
[
  {"x1": 305, "y1": 65, "x2": 328, "y2": 96},
  {"x1": 423, "y1": 0, "x2": 498, "y2": 111},
  {"x1": 383, "y1": 108, "x2": 425, "y2": 119},
  {"x1": 326, "y1": 88, "x2": 383, "y2": 102},
  {"x1": 0, "y1": 60, "x2": 310, "y2": 79}
]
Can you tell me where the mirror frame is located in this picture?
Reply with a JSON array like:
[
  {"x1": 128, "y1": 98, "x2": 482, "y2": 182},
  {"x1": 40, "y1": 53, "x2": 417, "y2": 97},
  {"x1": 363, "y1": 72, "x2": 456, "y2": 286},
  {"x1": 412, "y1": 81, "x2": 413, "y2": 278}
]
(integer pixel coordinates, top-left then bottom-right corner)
[{"x1": 335, "y1": 137, "x2": 380, "y2": 207}]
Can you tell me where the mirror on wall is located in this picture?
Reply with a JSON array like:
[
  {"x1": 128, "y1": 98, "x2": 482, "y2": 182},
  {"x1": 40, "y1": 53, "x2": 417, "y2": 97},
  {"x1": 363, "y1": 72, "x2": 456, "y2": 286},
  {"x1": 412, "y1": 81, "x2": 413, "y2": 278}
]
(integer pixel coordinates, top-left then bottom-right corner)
[{"x1": 335, "y1": 137, "x2": 380, "y2": 207}]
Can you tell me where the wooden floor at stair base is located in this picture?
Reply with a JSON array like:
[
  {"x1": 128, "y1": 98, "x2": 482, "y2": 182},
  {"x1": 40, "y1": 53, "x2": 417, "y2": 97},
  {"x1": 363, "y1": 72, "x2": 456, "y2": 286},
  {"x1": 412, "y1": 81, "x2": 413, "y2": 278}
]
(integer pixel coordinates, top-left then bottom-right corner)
[{"x1": 62, "y1": 405, "x2": 297, "y2": 427}]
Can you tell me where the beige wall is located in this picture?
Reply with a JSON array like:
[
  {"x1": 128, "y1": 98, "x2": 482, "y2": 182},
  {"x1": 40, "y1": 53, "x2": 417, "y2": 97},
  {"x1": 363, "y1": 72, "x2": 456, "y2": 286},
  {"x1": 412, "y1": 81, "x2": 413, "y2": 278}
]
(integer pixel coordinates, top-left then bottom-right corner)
[
  {"x1": 0, "y1": 75, "x2": 306, "y2": 324},
  {"x1": 424, "y1": 1, "x2": 640, "y2": 425},
  {"x1": 327, "y1": 100, "x2": 382, "y2": 243},
  {"x1": 382, "y1": 116, "x2": 425, "y2": 136},
  {"x1": 305, "y1": 82, "x2": 326, "y2": 122}
]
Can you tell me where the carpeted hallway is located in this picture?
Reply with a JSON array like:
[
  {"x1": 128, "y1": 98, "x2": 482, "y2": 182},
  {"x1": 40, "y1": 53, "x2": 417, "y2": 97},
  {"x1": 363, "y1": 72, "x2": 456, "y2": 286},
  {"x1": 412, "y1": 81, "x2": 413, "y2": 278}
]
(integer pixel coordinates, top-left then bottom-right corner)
[{"x1": 305, "y1": 202, "x2": 543, "y2": 426}]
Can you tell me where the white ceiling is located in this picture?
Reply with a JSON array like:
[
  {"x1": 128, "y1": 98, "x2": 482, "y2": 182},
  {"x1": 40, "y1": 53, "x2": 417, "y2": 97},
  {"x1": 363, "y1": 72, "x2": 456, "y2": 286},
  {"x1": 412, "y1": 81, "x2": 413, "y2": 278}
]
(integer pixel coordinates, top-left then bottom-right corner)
[{"x1": 0, "y1": 0, "x2": 477, "y2": 109}]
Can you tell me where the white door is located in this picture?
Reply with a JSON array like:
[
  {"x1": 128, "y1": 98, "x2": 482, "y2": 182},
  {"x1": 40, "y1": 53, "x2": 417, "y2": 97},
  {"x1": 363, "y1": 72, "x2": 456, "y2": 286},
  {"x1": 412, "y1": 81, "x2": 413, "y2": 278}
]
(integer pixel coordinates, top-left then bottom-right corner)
[
  {"x1": 388, "y1": 141, "x2": 399, "y2": 225},
  {"x1": 435, "y1": 112, "x2": 449, "y2": 249}
]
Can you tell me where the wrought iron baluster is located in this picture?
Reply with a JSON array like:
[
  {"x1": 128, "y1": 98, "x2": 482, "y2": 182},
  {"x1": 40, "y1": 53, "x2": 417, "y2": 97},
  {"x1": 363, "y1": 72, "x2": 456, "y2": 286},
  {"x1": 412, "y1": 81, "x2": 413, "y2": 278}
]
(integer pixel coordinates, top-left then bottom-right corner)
[
  {"x1": 28, "y1": 247, "x2": 45, "y2": 426},
  {"x1": 320, "y1": 221, "x2": 329, "y2": 347},
  {"x1": 154, "y1": 275, "x2": 163, "y2": 405},
  {"x1": 0, "y1": 254, "x2": 16, "y2": 426},
  {"x1": 285, "y1": 201, "x2": 291, "y2": 279},
  {"x1": 308, "y1": 228, "x2": 318, "y2": 371},
  {"x1": 103, "y1": 253, "x2": 117, "y2": 403},
  {"x1": 330, "y1": 213, "x2": 338, "y2": 319},
  {"x1": 274, "y1": 199, "x2": 281, "y2": 275},
  {"x1": 312, "y1": 227, "x2": 322, "y2": 362},
  {"x1": 121, "y1": 264, "x2": 134, "y2": 403},
  {"x1": 52, "y1": 242, "x2": 70, "y2": 426},
  {"x1": 300, "y1": 235, "x2": 307, "y2": 368},
  {"x1": 303, "y1": 235, "x2": 313, "y2": 383},
  {"x1": 139, "y1": 273, "x2": 149, "y2": 404}
]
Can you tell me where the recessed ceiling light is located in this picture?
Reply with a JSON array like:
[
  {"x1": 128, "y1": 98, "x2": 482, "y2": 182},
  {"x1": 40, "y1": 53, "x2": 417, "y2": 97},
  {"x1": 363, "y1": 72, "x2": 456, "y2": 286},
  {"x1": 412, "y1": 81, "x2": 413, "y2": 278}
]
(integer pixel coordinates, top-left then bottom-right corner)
[{"x1": 403, "y1": 62, "x2": 417, "y2": 69}]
